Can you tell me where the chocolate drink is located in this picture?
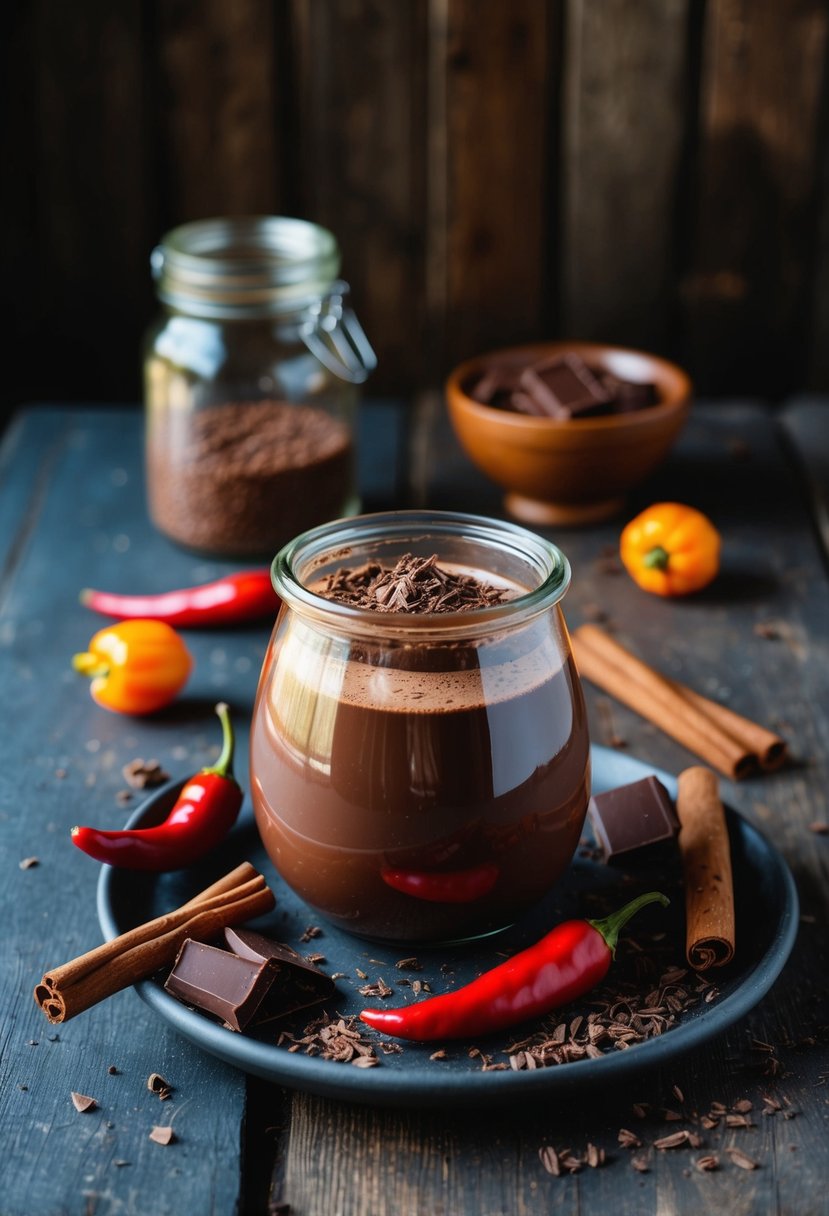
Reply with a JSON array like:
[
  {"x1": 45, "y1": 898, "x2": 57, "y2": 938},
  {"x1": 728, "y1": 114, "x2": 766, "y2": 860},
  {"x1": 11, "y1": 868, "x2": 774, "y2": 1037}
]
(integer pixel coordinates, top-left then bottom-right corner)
[{"x1": 251, "y1": 571, "x2": 590, "y2": 944}]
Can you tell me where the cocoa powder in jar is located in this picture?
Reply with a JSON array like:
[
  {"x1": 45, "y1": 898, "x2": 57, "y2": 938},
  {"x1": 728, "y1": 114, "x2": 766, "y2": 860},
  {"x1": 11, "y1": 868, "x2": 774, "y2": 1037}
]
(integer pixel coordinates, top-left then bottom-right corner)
[{"x1": 147, "y1": 399, "x2": 354, "y2": 556}]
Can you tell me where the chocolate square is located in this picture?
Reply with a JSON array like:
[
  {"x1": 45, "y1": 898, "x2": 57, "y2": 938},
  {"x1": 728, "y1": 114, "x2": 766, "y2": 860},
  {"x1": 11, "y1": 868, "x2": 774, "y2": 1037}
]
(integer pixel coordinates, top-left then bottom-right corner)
[
  {"x1": 223, "y1": 927, "x2": 335, "y2": 1020},
  {"x1": 467, "y1": 365, "x2": 523, "y2": 409},
  {"x1": 600, "y1": 372, "x2": 659, "y2": 413},
  {"x1": 588, "y1": 775, "x2": 679, "y2": 864},
  {"x1": 520, "y1": 354, "x2": 612, "y2": 419},
  {"x1": 509, "y1": 389, "x2": 550, "y2": 417},
  {"x1": 164, "y1": 939, "x2": 277, "y2": 1032}
]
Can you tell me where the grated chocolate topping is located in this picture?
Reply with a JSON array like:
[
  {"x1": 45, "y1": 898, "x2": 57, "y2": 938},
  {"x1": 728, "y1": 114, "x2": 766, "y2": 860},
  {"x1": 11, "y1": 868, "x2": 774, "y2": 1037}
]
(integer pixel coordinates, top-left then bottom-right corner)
[{"x1": 317, "y1": 553, "x2": 512, "y2": 614}]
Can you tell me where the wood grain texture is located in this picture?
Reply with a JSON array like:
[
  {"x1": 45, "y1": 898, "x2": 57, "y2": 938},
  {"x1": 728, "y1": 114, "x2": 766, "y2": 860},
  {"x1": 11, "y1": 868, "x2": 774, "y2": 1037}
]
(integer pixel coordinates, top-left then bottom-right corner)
[
  {"x1": 808, "y1": 123, "x2": 829, "y2": 388},
  {"x1": 14, "y1": 0, "x2": 151, "y2": 406},
  {"x1": 561, "y1": 0, "x2": 690, "y2": 352},
  {"x1": 0, "y1": 411, "x2": 249, "y2": 1216},
  {"x1": 780, "y1": 397, "x2": 829, "y2": 559},
  {"x1": 5, "y1": 4, "x2": 829, "y2": 424},
  {"x1": 153, "y1": 0, "x2": 279, "y2": 217},
  {"x1": 441, "y1": 0, "x2": 557, "y2": 367},
  {"x1": 682, "y1": 0, "x2": 829, "y2": 394},
  {"x1": 289, "y1": 0, "x2": 429, "y2": 391}
]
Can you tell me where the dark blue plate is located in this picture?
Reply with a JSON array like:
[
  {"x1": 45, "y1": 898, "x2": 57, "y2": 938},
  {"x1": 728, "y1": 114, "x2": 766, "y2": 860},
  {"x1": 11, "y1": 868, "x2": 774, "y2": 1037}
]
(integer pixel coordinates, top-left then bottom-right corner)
[{"x1": 97, "y1": 746, "x2": 798, "y2": 1107}]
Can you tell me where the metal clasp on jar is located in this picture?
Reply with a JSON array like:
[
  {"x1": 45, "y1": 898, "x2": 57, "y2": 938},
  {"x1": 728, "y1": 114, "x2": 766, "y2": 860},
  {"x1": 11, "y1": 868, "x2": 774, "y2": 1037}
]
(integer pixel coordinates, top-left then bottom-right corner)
[{"x1": 300, "y1": 281, "x2": 377, "y2": 384}]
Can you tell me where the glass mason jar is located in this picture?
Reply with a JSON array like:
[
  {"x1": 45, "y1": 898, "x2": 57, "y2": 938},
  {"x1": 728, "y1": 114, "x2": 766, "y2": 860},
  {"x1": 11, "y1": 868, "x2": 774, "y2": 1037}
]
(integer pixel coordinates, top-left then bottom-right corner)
[
  {"x1": 250, "y1": 510, "x2": 591, "y2": 946},
  {"x1": 143, "y1": 216, "x2": 375, "y2": 557}
]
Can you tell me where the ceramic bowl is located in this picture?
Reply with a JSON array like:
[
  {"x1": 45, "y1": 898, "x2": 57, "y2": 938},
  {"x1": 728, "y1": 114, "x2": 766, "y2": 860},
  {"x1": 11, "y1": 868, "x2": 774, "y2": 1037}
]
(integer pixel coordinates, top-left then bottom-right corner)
[{"x1": 445, "y1": 340, "x2": 692, "y2": 525}]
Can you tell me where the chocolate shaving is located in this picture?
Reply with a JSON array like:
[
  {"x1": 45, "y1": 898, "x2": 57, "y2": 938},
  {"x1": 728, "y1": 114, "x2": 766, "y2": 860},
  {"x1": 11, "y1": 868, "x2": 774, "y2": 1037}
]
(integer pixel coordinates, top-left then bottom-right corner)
[
  {"x1": 358, "y1": 978, "x2": 393, "y2": 999},
  {"x1": 70, "y1": 1091, "x2": 97, "y2": 1113},
  {"x1": 726, "y1": 1147, "x2": 759, "y2": 1170},
  {"x1": 147, "y1": 1073, "x2": 173, "y2": 1100},
  {"x1": 122, "y1": 759, "x2": 170, "y2": 790},
  {"x1": 280, "y1": 1013, "x2": 378, "y2": 1065},
  {"x1": 538, "y1": 1146, "x2": 560, "y2": 1176},
  {"x1": 149, "y1": 1125, "x2": 176, "y2": 1145},
  {"x1": 351, "y1": 1055, "x2": 379, "y2": 1068},
  {"x1": 654, "y1": 1130, "x2": 697, "y2": 1150},
  {"x1": 395, "y1": 957, "x2": 422, "y2": 971},
  {"x1": 318, "y1": 553, "x2": 511, "y2": 615},
  {"x1": 695, "y1": 1154, "x2": 720, "y2": 1171},
  {"x1": 19, "y1": 857, "x2": 39, "y2": 870},
  {"x1": 586, "y1": 1143, "x2": 605, "y2": 1168}
]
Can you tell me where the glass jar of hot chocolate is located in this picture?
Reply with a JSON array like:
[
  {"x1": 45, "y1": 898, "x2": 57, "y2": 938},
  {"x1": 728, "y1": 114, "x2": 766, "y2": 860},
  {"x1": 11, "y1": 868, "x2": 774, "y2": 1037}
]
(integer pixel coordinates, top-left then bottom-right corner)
[
  {"x1": 250, "y1": 510, "x2": 591, "y2": 946},
  {"x1": 143, "y1": 216, "x2": 375, "y2": 556}
]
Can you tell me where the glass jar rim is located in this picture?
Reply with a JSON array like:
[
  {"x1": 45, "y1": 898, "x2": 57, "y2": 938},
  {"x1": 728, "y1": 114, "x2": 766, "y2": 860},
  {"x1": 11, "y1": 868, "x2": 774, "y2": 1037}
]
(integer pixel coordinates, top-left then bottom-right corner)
[
  {"x1": 151, "y1": 215, "x2": 341, "y2": 317},
  {"x1": 271, "y1": 510, "x2": 572, "y2": 640}
]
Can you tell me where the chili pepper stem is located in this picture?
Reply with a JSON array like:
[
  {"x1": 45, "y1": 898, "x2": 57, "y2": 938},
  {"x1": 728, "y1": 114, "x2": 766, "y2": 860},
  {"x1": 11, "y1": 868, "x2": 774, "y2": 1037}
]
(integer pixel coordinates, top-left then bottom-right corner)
[
  {"x1": 72, "y1": 652, "x2": 109, "y2": 678},
  {"x1": 202, "y1": 702, "x2": 236, "y2": 780},
  {"x1": 588, "y1": 891, "x2": 669, "y2": 957},
  {"x1": 643, "y1": 545, "x2": 670, "y2": 571}
]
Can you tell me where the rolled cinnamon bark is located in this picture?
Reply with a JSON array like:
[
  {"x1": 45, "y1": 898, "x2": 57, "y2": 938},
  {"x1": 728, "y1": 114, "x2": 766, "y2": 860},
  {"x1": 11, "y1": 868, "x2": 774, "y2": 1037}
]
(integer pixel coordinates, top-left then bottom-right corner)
[
  {"x1": 666, "y1": 681, "x2": 787, "y2": 772},
  {"x1": 34, "y1": 862, "x2": 275, "y2": 1023},
  {"x1": 676, "y1": 766, "x2": 735, "y2": 969},
  {"x1": 572, "y1": 625, "x2": 755, "y2": 779}
]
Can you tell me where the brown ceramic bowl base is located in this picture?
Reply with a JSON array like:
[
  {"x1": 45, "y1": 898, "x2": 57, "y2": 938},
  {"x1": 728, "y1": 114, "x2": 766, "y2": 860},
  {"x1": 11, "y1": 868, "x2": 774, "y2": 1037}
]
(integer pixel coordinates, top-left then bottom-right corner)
[{"x1": 504, "y1": 492, "x2": 627, "y2": 527}]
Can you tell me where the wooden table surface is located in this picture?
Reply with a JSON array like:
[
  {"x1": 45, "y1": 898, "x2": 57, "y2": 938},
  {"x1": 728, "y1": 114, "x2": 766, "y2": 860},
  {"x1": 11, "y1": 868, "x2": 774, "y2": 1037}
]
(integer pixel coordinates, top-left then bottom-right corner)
[{"x1": 1, "y1": 399, "x2": 827, "y2": 1216}]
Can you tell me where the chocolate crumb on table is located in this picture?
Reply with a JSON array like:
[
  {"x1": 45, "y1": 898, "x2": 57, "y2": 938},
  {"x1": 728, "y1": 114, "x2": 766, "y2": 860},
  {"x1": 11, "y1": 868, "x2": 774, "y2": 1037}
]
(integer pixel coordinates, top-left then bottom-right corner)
[
  {"x1": 122, "y1": 759, "x2": 170, "y2": 790},
  {"x1": 70, "y1": 1092, "x2": 97, "y2": 1113}
]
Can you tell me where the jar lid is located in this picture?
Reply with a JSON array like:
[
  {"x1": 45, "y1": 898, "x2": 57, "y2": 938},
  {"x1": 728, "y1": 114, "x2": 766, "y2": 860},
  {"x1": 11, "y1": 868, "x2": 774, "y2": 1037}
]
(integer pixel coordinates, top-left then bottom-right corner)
[{"x1": 151, "y1": 216, "x2": 342, "y2": 317}]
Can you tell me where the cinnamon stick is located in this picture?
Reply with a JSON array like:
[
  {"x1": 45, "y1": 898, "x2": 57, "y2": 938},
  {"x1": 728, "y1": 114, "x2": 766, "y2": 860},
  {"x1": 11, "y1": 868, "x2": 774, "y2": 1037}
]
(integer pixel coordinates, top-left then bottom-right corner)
[
  {"x1": 676, "y1": 766, "x2": 735, "y2": 969},
  {"x1": 666, "y1": 681, "x2": 787, "y2": 772},
  {"x1": 572, "y1": 624, "x2": 787, "y2": 778},
  {"x1": 572, "y1": 625, "x2": 753, "y2": 779},
  {"x1": 34, "y1": 862, "x2": 275, "y2": 1024}
]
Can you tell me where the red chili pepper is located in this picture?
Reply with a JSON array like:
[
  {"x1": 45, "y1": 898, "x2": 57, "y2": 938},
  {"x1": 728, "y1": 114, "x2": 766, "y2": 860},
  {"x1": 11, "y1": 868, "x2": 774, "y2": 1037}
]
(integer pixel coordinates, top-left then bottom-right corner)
[
  {"x1": 80, "y1": 570, "x2": 278, "y2": 628},
  {"x1": 360, "y1": 891, "x2": 669, "y2": 1041},
  {"x1": 70, "y1": 703, "x2": 243, "y2": 870},
  {"x1": 381, "y1": 862, "x2": 499, "y2": 903}
]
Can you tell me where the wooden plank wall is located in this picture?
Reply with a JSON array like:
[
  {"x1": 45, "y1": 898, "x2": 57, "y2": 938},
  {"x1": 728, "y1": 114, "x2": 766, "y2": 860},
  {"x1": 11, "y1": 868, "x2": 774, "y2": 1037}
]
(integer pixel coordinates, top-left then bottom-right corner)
[{"x1": 2, "y1": 0, "x2": 828, "y2": 420}]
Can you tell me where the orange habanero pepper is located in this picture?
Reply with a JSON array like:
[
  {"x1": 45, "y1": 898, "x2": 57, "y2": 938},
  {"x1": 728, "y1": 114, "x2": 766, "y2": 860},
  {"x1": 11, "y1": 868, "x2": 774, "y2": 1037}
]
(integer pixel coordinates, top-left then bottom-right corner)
[
  {"x1": 620, "y1": 502, "x2": 721, "y2": 597},
  {"x1": 72, "y1": 620, "x2": 193, "y2": 714}
]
